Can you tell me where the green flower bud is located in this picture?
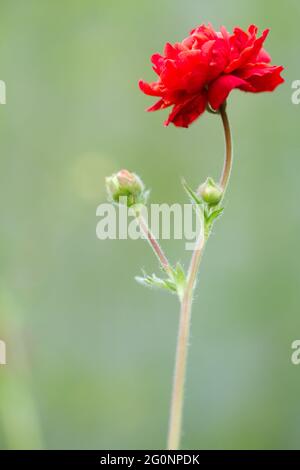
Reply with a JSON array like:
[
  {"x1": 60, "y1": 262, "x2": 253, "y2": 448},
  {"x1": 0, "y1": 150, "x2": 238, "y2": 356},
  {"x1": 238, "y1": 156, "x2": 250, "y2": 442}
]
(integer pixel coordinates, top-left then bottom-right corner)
[
  {"x1": 198, "y1": 177, "x2": 223, "y2": 206},
  {"x1": 105, "y1": 169, "x2": 147, "y2": 207}
]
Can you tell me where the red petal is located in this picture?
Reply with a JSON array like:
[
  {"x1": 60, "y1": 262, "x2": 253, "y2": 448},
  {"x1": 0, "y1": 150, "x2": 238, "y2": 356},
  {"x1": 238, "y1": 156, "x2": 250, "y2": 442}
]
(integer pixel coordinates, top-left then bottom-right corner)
[
  {"x1": 248, "y1": 24, "x2": 258, "y2": 35},
  {"x1": 147, "y1": 99, "x2": 170, "y2": 112},
  {"x1": 151, "y1": 53, "x2": 165, "y2": 74},
  {"x1": 138, "y1": 80, "x2": 162, "y2": 97},
  {"x1": 238, "y1": 63, "x2": 283, "y2": 79},
  {"x1": 256, "y1": 48, "x2": 271, "y2": 63},
  {"x1": 226, "y1": 28, "x2": 269, "y2": 73},
  {"x1": 164, "y1": 93, "x2": 207, "y2": 128},
  {"x1": 190, "y1": 23, "x2": 218, "y2": 43},
  {"x1": 208, "y1": 74, "x2": 251, "y2": 110},
  {"x1": 241, "y1": 65, "x2": 285, "y2": 92},
  {"x1": 163, "y1": 43, "x2": 179, "y2": 59}
]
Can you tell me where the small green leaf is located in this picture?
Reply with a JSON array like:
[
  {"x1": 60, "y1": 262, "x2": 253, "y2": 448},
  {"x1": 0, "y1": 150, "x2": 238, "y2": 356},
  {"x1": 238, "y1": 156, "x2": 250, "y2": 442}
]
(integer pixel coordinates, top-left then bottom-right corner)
[
  {"x1": 207, "y1": 207, "x2": 224, "y2": 225},
  {"x1": 136, "y1": 263, "x2": 187, "y2": 300},
  {"x1": 182, "y1": 179, "x2": 204, "y2": 225},
  {"x1": 204, "y1": 207, "x2": 224, "y2": 239},
  {"x1": 182, "y1": 179, "x2": 202, "y2": 206},
  {"x1": 135, "y1": 272, "x2": 177, "y2": 294},
  {"x1": 171, "y1": 262, "x2": 187, "y2": 301},
  {"x1": 172, "y1": 262, "x2": 186, "y2": 286}
]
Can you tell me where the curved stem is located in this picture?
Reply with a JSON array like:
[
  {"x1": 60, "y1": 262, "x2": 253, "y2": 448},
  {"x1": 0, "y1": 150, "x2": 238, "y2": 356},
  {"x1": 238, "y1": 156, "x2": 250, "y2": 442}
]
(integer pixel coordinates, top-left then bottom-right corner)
[
  {"x1": 167, "y1": 105, "x2": 233, "y2": 450},
  {"x1": 219, "y1": 103, "x2": 232, "y2": 191}
]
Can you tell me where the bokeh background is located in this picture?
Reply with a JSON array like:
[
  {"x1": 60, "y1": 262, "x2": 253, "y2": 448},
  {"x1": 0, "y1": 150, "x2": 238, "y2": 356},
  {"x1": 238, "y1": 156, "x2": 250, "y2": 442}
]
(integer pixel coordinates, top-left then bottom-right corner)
[{"x1": 0, "y1": 0, "x2": 299, "y2": 450}]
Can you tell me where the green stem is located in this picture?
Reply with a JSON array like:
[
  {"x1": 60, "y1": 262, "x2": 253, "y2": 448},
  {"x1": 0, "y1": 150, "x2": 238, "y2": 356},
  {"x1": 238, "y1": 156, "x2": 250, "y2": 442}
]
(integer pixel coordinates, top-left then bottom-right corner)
[
  {"x1": 167, "y1": 104, "x2": 233, "y2": 450},
  {"x1": 167, "y1": 227, "x2": 205, "y2": 450}
]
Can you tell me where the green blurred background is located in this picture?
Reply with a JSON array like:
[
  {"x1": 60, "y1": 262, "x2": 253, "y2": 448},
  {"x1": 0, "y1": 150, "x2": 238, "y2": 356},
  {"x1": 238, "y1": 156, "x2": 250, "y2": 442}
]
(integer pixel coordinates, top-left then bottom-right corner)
[{"x1": 0, "y1": 0, "x2": 299, "y2": 450}]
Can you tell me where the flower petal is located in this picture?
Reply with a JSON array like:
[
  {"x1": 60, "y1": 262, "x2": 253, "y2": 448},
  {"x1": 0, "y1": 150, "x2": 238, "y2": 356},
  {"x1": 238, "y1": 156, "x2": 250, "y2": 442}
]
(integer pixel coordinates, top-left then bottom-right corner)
[
  {"x1": 225, "y1": 28, "x2": 269, "y2": 73},
  {"x1": 139, "y1": 80, "x2": 162, "y2": 97},
  {"x1": 208, "y1": 74, "x2": 251, "y2": 110},
  {"x1": 256, "y1": 48, "x2": 271, "y2": 63},
  {"x1": 239, "y1": 64, "x2": 284, "y2": 92},
  {"x1": 147, "y1": 99, "x2": 170, "y2": 112},
  {"x1": 164, "y1": 93, "x2": 207, "y2": 128},
  {"x1": 151, "y1": 53, "x2": 165, "y2": 75}
]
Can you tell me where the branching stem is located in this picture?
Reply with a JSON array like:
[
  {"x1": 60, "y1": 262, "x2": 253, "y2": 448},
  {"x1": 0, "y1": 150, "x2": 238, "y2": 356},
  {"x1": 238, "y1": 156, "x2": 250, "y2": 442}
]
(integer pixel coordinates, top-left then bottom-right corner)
[{"x1": 167, "y1": 103, "x2": 233, "y2": 450}]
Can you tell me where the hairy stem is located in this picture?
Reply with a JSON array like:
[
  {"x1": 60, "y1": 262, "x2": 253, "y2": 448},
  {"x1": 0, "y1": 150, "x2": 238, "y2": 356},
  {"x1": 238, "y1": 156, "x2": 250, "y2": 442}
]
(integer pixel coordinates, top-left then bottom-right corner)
[
  {"x1": 167, "y1": 228, "x2": 204, "y2": 450},
  {"x1": 167, "y1": 104, "x2": 233, "y2": 450},
  {"x1": 137, "y1": 213, "x2": 173, "y2": 277}
]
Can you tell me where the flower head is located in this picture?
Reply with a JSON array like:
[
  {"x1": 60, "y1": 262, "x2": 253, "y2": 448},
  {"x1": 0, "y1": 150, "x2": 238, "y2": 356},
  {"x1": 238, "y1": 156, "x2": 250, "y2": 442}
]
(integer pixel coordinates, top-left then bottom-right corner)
[
  {"x1": 105, "y1": 169, "x2": 147, "y2": 207},
  {"x1": 139, "y1": 24, "x2": 284, "y2": 128}
]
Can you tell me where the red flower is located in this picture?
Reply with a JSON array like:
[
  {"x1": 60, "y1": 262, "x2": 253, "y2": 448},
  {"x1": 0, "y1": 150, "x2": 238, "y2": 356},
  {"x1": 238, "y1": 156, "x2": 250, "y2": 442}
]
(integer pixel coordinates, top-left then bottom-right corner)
[{"x1": 139, "y1": 24, "x2": 284, "y2": 128}]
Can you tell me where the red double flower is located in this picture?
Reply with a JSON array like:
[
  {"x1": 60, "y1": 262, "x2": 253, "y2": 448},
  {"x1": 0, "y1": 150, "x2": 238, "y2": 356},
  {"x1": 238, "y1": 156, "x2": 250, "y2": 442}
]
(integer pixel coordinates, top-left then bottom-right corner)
[{"x1": 139, "y1": 24, "x2": 284, "y2": 128}]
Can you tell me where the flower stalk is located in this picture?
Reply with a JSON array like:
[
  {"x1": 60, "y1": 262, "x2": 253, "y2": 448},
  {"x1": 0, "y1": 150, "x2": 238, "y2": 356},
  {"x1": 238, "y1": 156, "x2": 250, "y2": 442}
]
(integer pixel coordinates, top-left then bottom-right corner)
[
  {"x1": 167, "y1": 104, "x2": 232, "y2": 450},
  {"x1": 105, "y1": 106, "x2": 232, "y2": 449},
  {"x1": 219, "y1": 103, "x2": 233, "y2": 192},
  {"x1": 167, "y1": 224, "x2": 205, "y2": 450}
]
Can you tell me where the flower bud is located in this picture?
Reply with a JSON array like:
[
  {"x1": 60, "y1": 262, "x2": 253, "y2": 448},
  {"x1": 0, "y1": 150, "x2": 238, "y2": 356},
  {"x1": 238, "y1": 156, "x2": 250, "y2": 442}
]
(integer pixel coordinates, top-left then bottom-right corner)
[
  {"x1": 105, "y1": 169, "x2": 147, "y2": 207},
  {"x1": 198, "y1": 177, "x2": 223, "y2": 206}
]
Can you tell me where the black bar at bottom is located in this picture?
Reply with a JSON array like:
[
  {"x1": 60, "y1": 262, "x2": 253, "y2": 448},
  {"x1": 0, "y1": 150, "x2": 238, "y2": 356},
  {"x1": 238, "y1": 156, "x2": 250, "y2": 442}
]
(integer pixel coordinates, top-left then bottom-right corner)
[{"x1": 0, "y1": 450, "x2": 299, "y2": 466}]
